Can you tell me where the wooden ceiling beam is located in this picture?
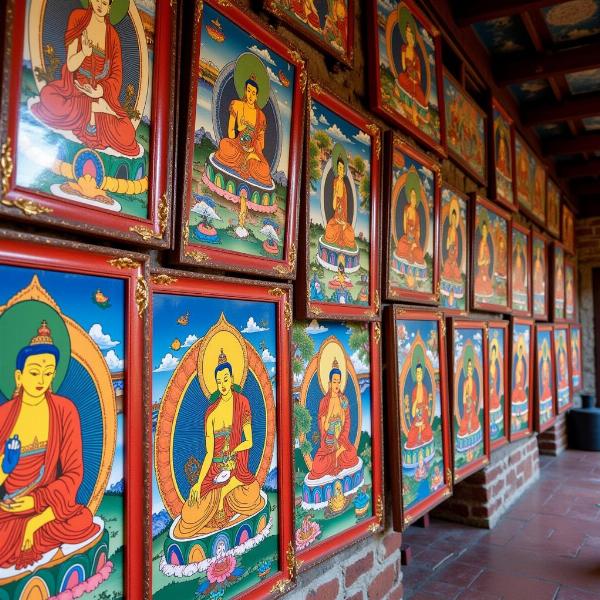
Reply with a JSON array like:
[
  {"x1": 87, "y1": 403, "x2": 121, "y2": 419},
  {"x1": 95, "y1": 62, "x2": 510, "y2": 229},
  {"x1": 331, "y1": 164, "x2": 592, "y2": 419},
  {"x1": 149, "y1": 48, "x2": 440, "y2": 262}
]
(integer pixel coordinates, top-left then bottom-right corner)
[
  {"x1": 558, "y1": 159, "x2": 600, "y2": 179},
  {"x1": 453, "y1": 0, "x2": 564, "y2": 26},
  {"x1": 544, "y1": 133, "x2": 600, "y2": 156},
  {"x1": 522, "y1": 92, "x2": 600, "y2": 125},
  {"x1": 494, "y1": 42, "x2": 600, "y2": 85}
]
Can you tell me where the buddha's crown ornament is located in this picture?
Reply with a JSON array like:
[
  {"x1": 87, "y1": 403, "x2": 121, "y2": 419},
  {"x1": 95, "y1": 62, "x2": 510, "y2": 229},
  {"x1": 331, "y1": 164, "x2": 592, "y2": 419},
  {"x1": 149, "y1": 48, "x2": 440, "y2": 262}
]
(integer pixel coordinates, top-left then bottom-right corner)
[
  {"x1": 218, "y1": 347, "x2": 228, "y2": 365},
  {"x1": 31, "y1": 320, "x2": 53, "y2": 345},
  {"x1": 331, "y1": 357, "x2": 340, "y2": 370}
]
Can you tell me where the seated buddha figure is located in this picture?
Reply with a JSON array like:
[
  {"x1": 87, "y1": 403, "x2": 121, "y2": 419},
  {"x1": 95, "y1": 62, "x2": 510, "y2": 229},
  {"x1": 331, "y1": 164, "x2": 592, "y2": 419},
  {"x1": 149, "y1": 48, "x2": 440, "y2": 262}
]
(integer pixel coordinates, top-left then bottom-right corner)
[
  {"x1": 533, "y1": 245, "x2": 544, "y2": 296},
  {"x1": 458, "y1": 359, "x2": 480, "y2": 436},
  {"x1": 558, "y1": 346, "x2": 568, "y2": 390},
  {"x1": 405, "y1": 363, "x2": 433, "y2": 448},
  {"x1": 174, "y1": 349, "x2": 264, "y2": 538},
  {"x1": 290, "y1": 0, "x2": 321, "y2": 30},
  {"x1": 323, "y1": 158, "x2": 357, "y2": 250},
  {"x1": 474, "y1": 221, "x2": 494, "y2": 297},
  {"x1": 441, "y1": 206, "x2": 462, "y2": 283},
  {"x1": 513, "y1": 240, "x2": 526, "y2": 295},
  {"x1": 0, "y1": 321, "x2": 99, "y2": 570},
  {"x1": 512, "y1": 344, "x2": 528, "y2": 406},
  {"x1": 29, "y1": 2, "x2": 138, "y2": 157},
  {"x1": 395, "y1": 177, "x2": 426, "y2": 271},
  {"x1": 494, "y1": 223, "x2": 507, "y2": 280},
  {"x1": 307, "y1": 358, "x2": 359, "y2": 481},
  {"x1": 395, "y1": 17, "x2": 427, "y2": 114},
  {"x1": 489, "y1": 344, "x2": 501, "y2": 412},
  {"x1": 214, "y1": 75, "x2": 273, "y2": 187},
  {"x1": 540, "y1": 353, "x2": 553, "y2": 405}
]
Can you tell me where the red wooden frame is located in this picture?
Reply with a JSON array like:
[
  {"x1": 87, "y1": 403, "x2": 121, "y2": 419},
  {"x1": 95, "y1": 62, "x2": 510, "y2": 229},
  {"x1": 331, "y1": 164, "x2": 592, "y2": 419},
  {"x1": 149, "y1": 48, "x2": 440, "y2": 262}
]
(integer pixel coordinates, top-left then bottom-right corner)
[
  {"x1": 438, "y1": 182, "x2": 470, "y2": 315},
  {"x1": 514, "y1": 135, "x2": 546, "y2": 228},
  {"x1": 0, "y1": 0, "x2": 175, "y2": 247},
  {"x1": 0, "y1": 230, "x2": 147, "y2": 600},
  {"x1": 443, "y1": 69, "x2": 488, "y2": 187},
  {"x1": 471, "y1": 194, "x2": 512, "y2": 314},
  {"x1": 383, "y1": 131, "x2": 441, "y2": 305},
  {"x1": 531, "y1": 230, "x2": 549, "y2": 321},
  {"x1": 534, "y1": 324, "x2": 557, "y2": 434},
  {"x1": 546, "y1": 178, "x2": 561, "y2": 239},
  {"x1": 263, "y1": 0, "x2": 355, "y2": 67},
  {"x1": 510, "y1": 222, "x2": 532, "y2": 318},
  {"x1": 487, "y1": 320, "x2": 510, "y2": 451},
  {"x1": 297, "y1": 81, "x2": 381, "y2": 321},
  {"x1": 448, "y1": 318, "x2": 490, "y2": 483},
  {"x1": 561, "y1": 204, "x2": 575, "y2": 256},
  {"x1": 551, "y1": 241, "x2": 566, "y2": 323},
  {"x1": 296, "y1": 321, "x2": 384, "y2": 571},
  {"x1": 148, "y1": 270, "x2": 295, "y2": 599},
  {"x1": 509, "y1": 317, "x2": 535, "y2": 441},
  {"x1": 564, "y1": 256, "x2": 578, "y2": 323},
  {"x1": 178, "y1": 0, "x2": 307, "y2": 279},
  {"x1": 489, "y1": 99, "x2": 517, "y2": 212},
  {"x1": 570, "y1": 323, "x2": 583, "y2": 393},
  {"x1": 367, "y1": 0, "x2": 447, "y2": 157},
  {"x1": 385, "y1": 305, "x2": 453, "y2": 531},
  {"x1": 554, "y1": 323, "x2": 574, "y2": 414}
]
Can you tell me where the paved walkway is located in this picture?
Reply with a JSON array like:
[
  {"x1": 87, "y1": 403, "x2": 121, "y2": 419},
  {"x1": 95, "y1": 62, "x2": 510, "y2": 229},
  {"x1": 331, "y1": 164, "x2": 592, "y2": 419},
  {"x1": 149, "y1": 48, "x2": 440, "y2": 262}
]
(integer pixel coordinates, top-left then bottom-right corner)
[{"x1": 402, "y1": 450, "x2": 600, "y2": 600}]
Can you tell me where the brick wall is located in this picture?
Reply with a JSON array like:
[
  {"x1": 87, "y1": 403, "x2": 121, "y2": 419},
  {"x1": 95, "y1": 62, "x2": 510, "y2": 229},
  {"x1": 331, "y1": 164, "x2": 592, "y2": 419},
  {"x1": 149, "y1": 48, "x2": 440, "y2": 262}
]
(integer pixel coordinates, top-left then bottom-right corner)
[
  {"x1": 537, "y1": 413, "x2": 568, "y2": 456},
  {"x1": 431, "y1": 437, "x2": 540, "y2": 528}
]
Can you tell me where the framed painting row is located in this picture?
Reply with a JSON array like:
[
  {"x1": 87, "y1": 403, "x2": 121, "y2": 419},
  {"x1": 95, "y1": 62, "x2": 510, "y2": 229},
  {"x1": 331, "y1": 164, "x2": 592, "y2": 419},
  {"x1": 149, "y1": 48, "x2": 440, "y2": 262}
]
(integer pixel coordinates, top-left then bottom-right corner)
[
  {"x1": 385, "y1": 305, "x2": 580, "y2": 532},
  {"x1": 0, "y1": 0, "x2": 573, "y2": 282},
  {"x1": 0, "y1": 230, "x2": 384, "y2": 600}
]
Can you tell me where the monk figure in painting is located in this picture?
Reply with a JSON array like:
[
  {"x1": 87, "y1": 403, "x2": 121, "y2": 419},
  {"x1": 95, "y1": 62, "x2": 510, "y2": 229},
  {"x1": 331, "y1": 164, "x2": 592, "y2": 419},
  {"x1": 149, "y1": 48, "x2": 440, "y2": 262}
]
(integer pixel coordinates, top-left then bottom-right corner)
[
  {"x1": 489, "y1": 344, "x2": 501, "y2": 412},
  {"x1": 475, "y1": 221, "x2": 494, "y2": 298},
  {"x1": 307, "y1": 358, "x2": 359, "y2": 480},
  {"x1": 494, "y1": 222, "x2": 507, "y2": 280},
  {"x1": 30, "y1": 0, "x2": 138, "y2": 157},
  {"x1": 0, "y1": 321, "x2": 99, "y2": 570},
  {"x1": 396, "y1": 174, "x2": 426, "y2": 270},
  {"x1": 324, "y1": 0, "x2": 348, "y2": 49},
  {"x1": 558, "y1": 343, "x2": 568, "y2": 390},
  {"x1": 458, "y1": 359, "x2": 480, "y2": 436},
  {"x1": 533, "y1": 245, "x2": 544, "y2": 295},
  {"x1": 513, "y1": 238, "x2": 526, "y2": 296},
  {"x1": 395, "y1": 11, "x2": 427, "y2": 120},
  {"x1": 441, "y1": 205, "x2": 462, "y2": 283},
  {"x1": 214, "y1": 75, "x2": 273, "y2": 187},
  {"x1": 405, "y1": 363, "x2": 434, "y2": 448},
  {"x1": 512, "y1": 342, "x2": 528, "y2": 405},
  {"x1": 540, "y1": 350, "x2": 552, "y2": 405},
  {"x1": 497, "y1": 133, "x2": 510, "y2": 177},
  {"x1": 324, "y1": 157, "x2": 357, "y2": 249},
  {"x1": 290, "y1": 0, "x2": 321, "y2": 30},
  {"x1": 176, "y1": 349, "x2": 264, "y2": 536},
  {"x1": 518, "y1": 149, "x2": 529, "y2": 196}
]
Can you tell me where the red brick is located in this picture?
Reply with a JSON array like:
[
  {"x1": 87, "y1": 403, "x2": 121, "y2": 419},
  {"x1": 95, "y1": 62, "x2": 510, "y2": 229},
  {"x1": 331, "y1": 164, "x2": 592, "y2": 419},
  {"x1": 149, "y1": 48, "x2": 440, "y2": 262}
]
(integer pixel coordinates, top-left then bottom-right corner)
[
  {"x1": 383, "y1": 531, "x2": 402, "y2": 558},
  {"x1": 491, "y1": 480, "x2": 504, "y2": 496},
  {"x1": 345, "y1": 551, "x2": 374, "y2": 587},
  {"x1": 367, "y1": 564, "x2": 396, "y2": 599},
  {"x1": 484, "y1": 465, "x2": 503, "y2": 482},
  {"x1": 307, "y1": 578, "x2": 339, "y2": 600},
  {"x1": 388, "y1": 583, "x2": 404, "y2": 600},
  {"x1": 346, "y1": 592, "x2": 364, "y2": 600},
  {"x1": 457, "y1": 484, "x2": 488, "y2": 502}
]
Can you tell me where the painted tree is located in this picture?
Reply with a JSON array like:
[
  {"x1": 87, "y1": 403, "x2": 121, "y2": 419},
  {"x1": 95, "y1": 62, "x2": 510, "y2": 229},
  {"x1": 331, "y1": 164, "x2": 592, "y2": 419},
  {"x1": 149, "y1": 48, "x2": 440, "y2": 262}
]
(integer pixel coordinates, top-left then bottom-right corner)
[
  {"x1": 348, "y1": 323, "x2": 369, "y2": 365},
  {"x1": 359, "y1": 173, "x2": 370, "y2": 212},
  {"x1": 314, "y1": 130, "x2": 332, "y2": 162},
  {"x1": 308, "y1": 140, "x2": 321, "y2": 191}
]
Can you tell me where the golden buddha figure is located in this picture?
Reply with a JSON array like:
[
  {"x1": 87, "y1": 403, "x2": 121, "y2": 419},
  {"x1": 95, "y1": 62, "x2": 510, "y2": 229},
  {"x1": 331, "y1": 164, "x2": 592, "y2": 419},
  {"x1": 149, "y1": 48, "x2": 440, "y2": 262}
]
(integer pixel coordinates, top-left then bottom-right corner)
[
  {"x1": 323, "y1": 155, "x2": 357, "y2": 250},
  {"x1": 174, "y1": 348, "x2": 264, "y2": 538}
]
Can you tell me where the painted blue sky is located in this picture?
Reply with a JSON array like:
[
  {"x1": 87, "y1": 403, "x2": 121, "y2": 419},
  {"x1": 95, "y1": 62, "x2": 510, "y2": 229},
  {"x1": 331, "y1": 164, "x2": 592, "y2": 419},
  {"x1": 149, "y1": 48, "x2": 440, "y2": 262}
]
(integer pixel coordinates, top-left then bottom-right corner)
[
  {"x1": 453, "y1": 328, "x2": 483, "y2": 375},
  {"x1": 195, "y1": 3, "x2": 295, "y2": 174},
  {"x1": 309, "y1": 100, "x2": 372, "y2": 240}
]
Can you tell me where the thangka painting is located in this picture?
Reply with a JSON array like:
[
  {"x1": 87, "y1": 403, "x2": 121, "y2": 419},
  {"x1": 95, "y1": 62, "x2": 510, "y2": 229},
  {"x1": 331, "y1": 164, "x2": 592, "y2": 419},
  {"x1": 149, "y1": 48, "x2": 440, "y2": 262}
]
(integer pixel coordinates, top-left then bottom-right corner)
[
  {"x1": 386, "y1": 307, "x2": 452, "y2": 531},
  {"x1": 0, "y1": 235, "x2": 145, "y2": 599},
  {"x1": 530, "y1": 154, "x2": 546, "y2": 226},
  {"x1": 570, "y1": 324, "x2": 583, "y2": 393},
  {"x1": 546, "y1": 179, "x2": 561, "y2": 238},
  {"x1": 565, "y1": 258, "x2": 576, "y2": 322},
  {"x1": 303, "y1": 84, "x2": 380, "y2": 320},
  {"x1": 532, "y1": 232, "x2": 548, "y2": 320},
  {"x1": 451, "y1": 321, "x2": 488, "y2": 482},
  {"x1": 511, "y1": 224, "x2": 531, "y2": 316},
  {"x1": 515, "y1": 135, "x2": 532, "y2": 213},
  {"x1": 439, "y1": 185, "x2": 468, "y2": 312},
  {"x1": 292, "y1": 320, "x2": 382, "y2": 566},
  {"x1": 562, "y1": 204, "x2": 575, "y2": 255},
  {"x1": 385, "y1": 134, "x2": 439, "y2": 305},
  {"x1": 510, "y1": 319, "x2": 533, "y2": 440},
  {"x1": 554, "y1": 325, "x2": 572, "y2": 413},
  {"x1": 491, "y1": 101, "x2": 515, "y2": 210},
  {"x1": 552, "y1": 243, "x2": 565, "y2": 321},
  {"x1": 1, "y1": 0, "x2": 174, "y2": 244},
  {"x1": 180, "y1": 1, "x2": 306, "y2": 278},
  {"x1": 369, "y1": 0, "x2": 445, "y2": 155},
  {"x1": 472, "y1": 196, "x2": 510, "y2": 313},
  {"x1": 444, "y1": 72, "x2": 486, "y2": 185},
  {"x1": 535, "y1": 325, "x2": 556, "y2": 433},
  {"x1": 488, "y1": 322, "x2": 509, "y2": 449},
  {"x1": 264, "y1": 0, "x2": 354, "y2": 66},
  {"x1": 150, "y1": 274, "x2": 293, "y2": 598}
]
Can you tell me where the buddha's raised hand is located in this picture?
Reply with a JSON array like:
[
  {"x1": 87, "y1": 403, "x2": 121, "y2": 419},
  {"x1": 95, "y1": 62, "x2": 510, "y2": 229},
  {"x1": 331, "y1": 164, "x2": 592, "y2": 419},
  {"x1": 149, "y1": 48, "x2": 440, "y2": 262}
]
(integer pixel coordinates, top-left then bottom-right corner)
[{"x1": 2, "y1": 435, "x2": 21, "y2": 474}]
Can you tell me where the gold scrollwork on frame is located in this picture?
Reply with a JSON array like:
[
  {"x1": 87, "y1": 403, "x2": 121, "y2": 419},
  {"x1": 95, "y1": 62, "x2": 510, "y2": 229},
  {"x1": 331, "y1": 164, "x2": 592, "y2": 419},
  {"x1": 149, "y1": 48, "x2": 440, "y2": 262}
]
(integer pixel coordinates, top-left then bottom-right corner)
[
  {"x1": 273, "y1": 243, "x2": 296, "y2": 277},
  {"x1": 135, "y1": 276, "x2": 149, "y2": 317},
  {"x1": 309, "y1": 82, "x2": 323, "y2": 96},
  {"x1": 365, "y1": 124, "x2": 381, "y2": 160},
  {"x1": 268, "y1": 287, "x2": 286, "y2": 298},
  {"x1": 284, "y1": 300, "x2": 292, "y2": 330},
  {"x1": 151, "y1": 274, "x2": 178, "y2": 286},
  {"x1": 108, "y1": 257, "x2": 141, "y2": 270},
  {"x1": 2, "y1": 198, "x2": 53, "y2": 216},
  {"x1": 368, "y1": 495, "x2": 384, "y2": 533},
  {"x1": 374, "y1": 322, "x2": 381, "y2": 344},
  {"x1": 1, "y1": 137, "x2": 14, "y2": 198}
]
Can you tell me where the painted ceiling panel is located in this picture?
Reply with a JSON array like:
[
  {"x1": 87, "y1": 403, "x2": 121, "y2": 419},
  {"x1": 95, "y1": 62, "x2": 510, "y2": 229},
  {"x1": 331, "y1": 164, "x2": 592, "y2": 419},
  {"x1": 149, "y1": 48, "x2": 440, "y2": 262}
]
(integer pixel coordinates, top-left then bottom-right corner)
[
  {"x1": 565, "y1": 68, "x2": 600, "y2": 94},
  {"x1": 542, "y1": 0, "x2": 600, "y2": 43},
  {"x1": 473, "y1": 16, "x2": 534, "y2": 54}
]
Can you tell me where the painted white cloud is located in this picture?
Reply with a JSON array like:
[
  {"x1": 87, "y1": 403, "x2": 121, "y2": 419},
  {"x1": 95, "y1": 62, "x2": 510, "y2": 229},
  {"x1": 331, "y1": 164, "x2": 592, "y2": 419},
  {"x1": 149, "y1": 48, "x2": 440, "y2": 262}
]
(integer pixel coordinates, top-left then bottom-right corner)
[
  {"x1": 350, "y1": 350, "x2": 370, "y2": 374},
  {"x1": 318, "y1": 114, "x2": 330, "y2": 126},
  {"x1": 310, "y1": 106, "x2": 318, "y2": 127},
  {"x1": 105, "y1": 350, "x2": 124, "y2": 371},
  {"x1": 354, "y1": 130, "x2": 371, "y2": 145},
  {"x1": 267, "y1": 66, "x2": 280, "y2": 85},
  {"x1": 306, "y1": 322, "x2": 328, "y2": 335},
  {"x1": 326, "y1": 123, "x2": 352, "y2": 144},
  {"x1": 242, "y1": 317, "x2": 268, "y2": 333},
  {"x1": 262, "y1": 348, "x2": 276, "y2": 364},
  {"x1": 182, "y1": 334, "x2": 198, "y2": 348},
  {"x1": 154, "y1": 353, "x2": 179, "y2": 373},
  {"x1": 248, "y1": 45, "x2": 276, "y2": 66},
  {"x1": 89, "y1": 324, "x2": 120, "y2": 350}
]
